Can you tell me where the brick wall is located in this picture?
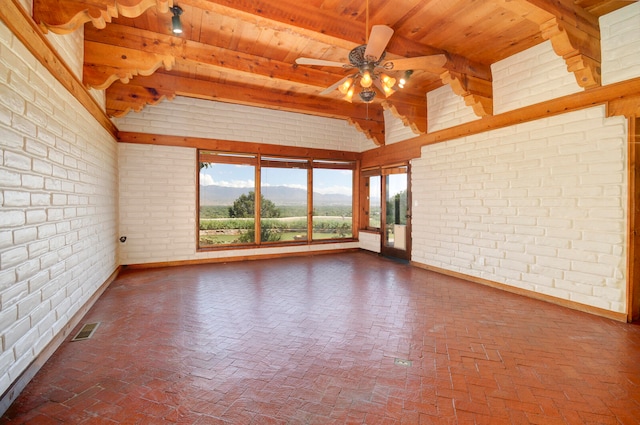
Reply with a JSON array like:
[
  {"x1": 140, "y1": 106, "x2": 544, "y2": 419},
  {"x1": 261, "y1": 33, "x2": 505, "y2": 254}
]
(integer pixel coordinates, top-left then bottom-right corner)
[
  {"x1": 492, "y1": 41, "x2": 582, "y2": 115},
  {"x1": 45, "y1": 30, "x2": 84, "y2": 82},
  {"x1": 412, "y1": 106, "x2": 628, "y2": 313},
  {"x1": 0, "y1": 18, "x2": 118, "y2": 396},
  {"x1": 384, "y1": 109, "x2": 417, "y2": 145},
  {"x1": 114, "y1": 96, "x2": 374, "y2": 152},
  {"x1": 410, "y1": 4, "x2": 638, "y2": 315},
  {"x1": 601, "y1": 2, "x2": 640, "y2": 85},
  {"x1": 118, "y1": 143, "x2": 196, "y2": 264},
  {"x1": 359, "y1": 231, "x2": 381, "y2": 253},
  {"x1": 427, "y1": 85, "x2": 480, "y2": 133}
]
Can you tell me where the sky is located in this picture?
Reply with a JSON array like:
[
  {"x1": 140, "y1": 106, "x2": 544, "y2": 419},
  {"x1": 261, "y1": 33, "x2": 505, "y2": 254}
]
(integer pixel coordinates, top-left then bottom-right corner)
[
  {"x1": 200, "y1": 163, "x2": 406, "y2": 197},
  {"x1": 200, "y1": 164, "x2": 355, "y2": 195}
]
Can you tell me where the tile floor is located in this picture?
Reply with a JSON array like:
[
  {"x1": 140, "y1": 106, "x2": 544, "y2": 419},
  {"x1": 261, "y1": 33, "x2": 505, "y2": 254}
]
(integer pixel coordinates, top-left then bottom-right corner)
[{"x1": 2, "y1": 252, "x2": 640, "y2": 424}]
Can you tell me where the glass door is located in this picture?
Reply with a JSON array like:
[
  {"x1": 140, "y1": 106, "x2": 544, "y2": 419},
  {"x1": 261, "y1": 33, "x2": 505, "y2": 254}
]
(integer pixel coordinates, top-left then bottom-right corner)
[{"x1": 381, "y1": 166, "x2": 411, "y2": 260}]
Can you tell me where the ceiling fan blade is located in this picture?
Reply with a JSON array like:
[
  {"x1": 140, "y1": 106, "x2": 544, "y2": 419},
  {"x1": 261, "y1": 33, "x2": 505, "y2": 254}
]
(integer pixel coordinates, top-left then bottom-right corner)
[
  {"x1": 364, "y1": 25, "x2": 394, "y2": 61},
  {"x1": 383, "y1": 54, "x2": 447, "y2": 72},
  {"x1": 295, "y1": 57, "x2": 348, "y2": 68},
  {"x1": 320, "y1": 75, "x2": 352, "y2": 95}
]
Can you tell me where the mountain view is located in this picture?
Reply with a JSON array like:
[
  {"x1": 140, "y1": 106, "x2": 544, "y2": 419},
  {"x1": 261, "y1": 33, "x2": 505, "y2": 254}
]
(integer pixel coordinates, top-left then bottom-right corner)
[{"x1": 200, "y1": 185, "x2": 354, "y2": 206}]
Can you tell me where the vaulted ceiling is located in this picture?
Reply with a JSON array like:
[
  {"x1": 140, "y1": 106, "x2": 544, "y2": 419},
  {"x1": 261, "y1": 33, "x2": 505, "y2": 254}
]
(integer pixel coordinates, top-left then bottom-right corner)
[{"x1": 33, "y1": 0, "x2": 633, "y2": 145}]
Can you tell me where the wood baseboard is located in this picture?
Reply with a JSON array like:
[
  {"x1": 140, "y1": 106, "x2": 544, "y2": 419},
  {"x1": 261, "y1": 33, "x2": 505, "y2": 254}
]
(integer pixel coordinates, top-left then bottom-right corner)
[
  {"x1": 0, "y1": 266, "x2": 121, "y2": 416},
  {"x1": 411, "y1": 261, "x2": 628, "y2": 322},
  {"x1": 122, "y1": 247, "x2": 361, "y2": 269}
]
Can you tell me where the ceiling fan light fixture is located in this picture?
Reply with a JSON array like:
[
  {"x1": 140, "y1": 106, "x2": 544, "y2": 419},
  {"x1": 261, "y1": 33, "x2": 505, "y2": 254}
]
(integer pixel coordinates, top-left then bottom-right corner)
[
  {"x1": 344, "y1": 86, "x2": 355, "y2": 103},
  {"x1": 360, "y1": 70, "x2": 373, "y2": 88},
  {"x1": 382, "y1": 85, "x2": 395, "y2": 97},
  {"x1": 359, "y1": 88, "x2": 376, "y2": 103},
  {"x1": 381, "y1": 74, "x2": 396, "y2": 89},
  {"x1": 171, "y1": 6, "x2": 183, "y2": 34},
  {"x1": 338, "y1": 78, "x2": 354, "y2": 95},
  {"x1": 398, "y1": 69, "x2": 413, "y2": 89}
]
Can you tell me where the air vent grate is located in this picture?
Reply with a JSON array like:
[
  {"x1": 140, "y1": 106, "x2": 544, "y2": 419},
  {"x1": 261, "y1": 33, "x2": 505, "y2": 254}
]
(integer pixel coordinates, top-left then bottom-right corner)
[
  {"x1": 394, "y1": 358, "x2": 412, "y2": 367},
  {"x1": 71, "y1": 322, "x2": 100, "y2": 341}
]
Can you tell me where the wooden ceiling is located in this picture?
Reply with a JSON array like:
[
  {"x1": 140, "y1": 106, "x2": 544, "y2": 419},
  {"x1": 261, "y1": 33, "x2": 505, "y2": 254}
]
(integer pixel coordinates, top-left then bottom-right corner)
[{"x1": 33, "y1": 0, "x2": 634, "y2": 145}]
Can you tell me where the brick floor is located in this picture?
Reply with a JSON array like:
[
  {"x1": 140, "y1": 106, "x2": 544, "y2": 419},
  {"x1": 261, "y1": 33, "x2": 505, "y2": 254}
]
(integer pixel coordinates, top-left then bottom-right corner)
[{"x1": 2, "y1": 252, "x2": 639, "y2": 424}]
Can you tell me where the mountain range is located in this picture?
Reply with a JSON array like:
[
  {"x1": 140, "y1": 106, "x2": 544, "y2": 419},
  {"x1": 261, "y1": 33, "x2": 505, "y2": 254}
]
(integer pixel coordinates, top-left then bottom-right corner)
[{"x1": 200, "y1": 185, "x2": 354, "y2": 206}]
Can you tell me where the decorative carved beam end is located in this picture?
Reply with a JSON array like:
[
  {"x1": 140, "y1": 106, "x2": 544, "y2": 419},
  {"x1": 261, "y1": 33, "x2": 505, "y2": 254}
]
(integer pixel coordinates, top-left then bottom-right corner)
[
  {"x1": 348, "y1": 117, "x2": 385, "y2": 146},
  {"x1": 34, "y1": 0, "x2": 173, "y2": 35},
  {"x1": 381, "y1": 100, "x2": 426, "y2": 135},
  {"x1": 106, "y1": 81, "x2": 176, "y2": 117},
  {"x1": 84, "y1": 42, "x2": 176, "y2": 90},
  {"x1": 540, "y1": 17, "x2": 601, "y2": 89},
  {"x1": 566, "y1": 54, "x2": 601, "y2": 90},
  {"x1": 440, "y1": 71, "x2": 493, "y2": 117}
]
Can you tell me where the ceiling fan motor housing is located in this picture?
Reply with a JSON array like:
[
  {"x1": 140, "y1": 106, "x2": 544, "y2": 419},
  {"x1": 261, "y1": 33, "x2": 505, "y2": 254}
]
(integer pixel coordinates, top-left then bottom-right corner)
[
  {"x1": 348, "y1": 45, "x2": 387, "y2": 102},
  {"x1": 349, "y1": 45, "x2": 386, "y2": 68}
]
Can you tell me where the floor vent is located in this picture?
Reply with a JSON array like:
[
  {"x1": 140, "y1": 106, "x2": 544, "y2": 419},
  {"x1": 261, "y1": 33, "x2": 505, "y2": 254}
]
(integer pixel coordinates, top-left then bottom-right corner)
[
  {"x1": 71, "y1": 322, "x2": 100, "y2": 341},
  {"x1": 394, "y1": 358, "x2": 412, "y2": 367}
]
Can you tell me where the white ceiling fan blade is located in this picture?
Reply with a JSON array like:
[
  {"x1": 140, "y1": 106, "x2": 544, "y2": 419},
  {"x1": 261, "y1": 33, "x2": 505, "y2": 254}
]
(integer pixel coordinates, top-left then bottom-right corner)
[
  {"x1": 383, "y1": 54, "x2": 447, "y2": 72},
  {"x1": 364, "y1": 25, "x2": 394, "y2": 61},
  {"x1": 295, "y1": 57, "x2": 348, "y2": 68},
  {"x1": 320, "y1": 75, "x2": 353, "y2": 95}
]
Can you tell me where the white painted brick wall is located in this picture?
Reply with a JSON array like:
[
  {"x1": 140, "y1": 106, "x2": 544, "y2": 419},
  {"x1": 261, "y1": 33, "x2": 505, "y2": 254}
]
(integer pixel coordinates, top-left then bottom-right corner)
[
  {"x1": 384, "y1": 108, "x2": 417, "y2": 144},
  {"x1": 0, "y1": 20, "x2": 118, "y2": 396},
  {"x1": 45, "y1": 29, "x2": 84, "y2": 81},
  {"x1": 114, "y1": 96, "x2": 374, "y2": 152},
  {"x1": 601, "y1": 2, "x2": 640, "y2": 85},
  {"x1": 412, "y1": 106, "x2": 627, "y2": 313},
  {"x1": 427, "y1": 84, "x2": 480, "y2": 133},
  {"x1": 118, "y1": 143, "x2": 197, "y2": 264},
  {"x1": 492, "y1": 41, "x2": 582, "y2": 115},
  {"x1": 118, "y1": 143, "x2": 359, "y2": 265},
  {"x1": 359, "y1": 231, "x2": 381, "y2": 253}
]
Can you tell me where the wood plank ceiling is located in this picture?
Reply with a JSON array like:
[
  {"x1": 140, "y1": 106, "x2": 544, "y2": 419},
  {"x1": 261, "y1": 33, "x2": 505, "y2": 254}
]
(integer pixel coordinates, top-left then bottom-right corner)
[{"x1": 33, "y1": 0, "x2": 634, "y2": 146}]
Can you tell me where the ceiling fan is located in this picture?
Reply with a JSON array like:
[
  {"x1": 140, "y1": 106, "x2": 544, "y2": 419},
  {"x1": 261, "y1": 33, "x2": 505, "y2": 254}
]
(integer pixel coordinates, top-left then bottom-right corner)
[{"x1": 295, "y1": 24, "x2": 447, "y2": 103}]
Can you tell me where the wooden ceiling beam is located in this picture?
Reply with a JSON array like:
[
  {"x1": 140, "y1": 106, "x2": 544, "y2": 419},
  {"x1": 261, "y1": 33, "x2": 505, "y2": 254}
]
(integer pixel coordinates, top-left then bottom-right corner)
[
  {"x1": 179, "y1": 0, "x2": 492, "y2": 82},
  {"x1": 33, "y1": 0, "x2": 171, "y2": 34},
  {"x1": 84, "y1": 41, "x2": 176, "y2": 89},
  {"x1": 106, "y1": 72, "x2": 386, "y2": 145},
  {"x1": 84, "y1": 24, "x2": 346, "y2": 90},
  {"x1": 86, "y1": 23, "x2": 439, "y2": 133}
]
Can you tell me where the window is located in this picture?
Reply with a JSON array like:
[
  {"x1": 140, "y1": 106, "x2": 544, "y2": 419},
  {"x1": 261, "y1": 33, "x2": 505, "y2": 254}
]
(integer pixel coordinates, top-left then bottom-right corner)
[
  {"x1": 312, "y1": 164, "x2": 353, "y2": 239},
  {"x1": 361, "y1": 168, "x2": 382, "y2": 230},
  {"x1": 198, "y1": 150, "x2": 355, "y2": 249},
  {"x1": 261, "y1": 157, "x2": 309, "y2": 243},
  {"x1": 367, "y1": 175, "x2": 381, "y2": 229},
  {"x1": 199, "y1": 152, "x2": 257, "y2": 247}
]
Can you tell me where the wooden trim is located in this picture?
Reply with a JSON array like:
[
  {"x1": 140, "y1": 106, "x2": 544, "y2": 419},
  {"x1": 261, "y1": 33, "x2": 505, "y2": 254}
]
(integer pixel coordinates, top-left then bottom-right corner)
[
  {"x1": 119, "y1": 132, "x2": 360, "y2": 161},
  {"x1": 352, "y1": 160, "x2": 361, "y2": 239},
  {"x1": 308, "y1": 167, "x2": 313, "y2": 242},
  {"x1": 0, "y1": 266, "x2": 120, "y2": 416},
  {"x1": 362, "y1": 77, "x2": 640, "y2": 168},
  {"x1": 411, "y1": 261, "x2": 628, "y2": 322},
  {"x1": 261, "y1": 159, "x2": 310, "y2": 169},
  {"x1": 629, "y1": 117, "x2": 638, "y2": 322},
  {"x1": 199, "y1": 152, "x2": 258, "y2": 166},
  {"x1": 122, "y1": 248, "x2": 360, "y2": 269},
  {"x1": 0, "y1": 0, "x2": 117, "y2": 138}
]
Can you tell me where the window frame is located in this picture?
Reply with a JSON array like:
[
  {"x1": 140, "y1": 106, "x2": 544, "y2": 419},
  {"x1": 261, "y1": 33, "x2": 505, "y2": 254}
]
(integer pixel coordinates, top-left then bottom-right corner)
[{"x1": 198, "y1": 149, "x2": 357, "y2": 251}]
